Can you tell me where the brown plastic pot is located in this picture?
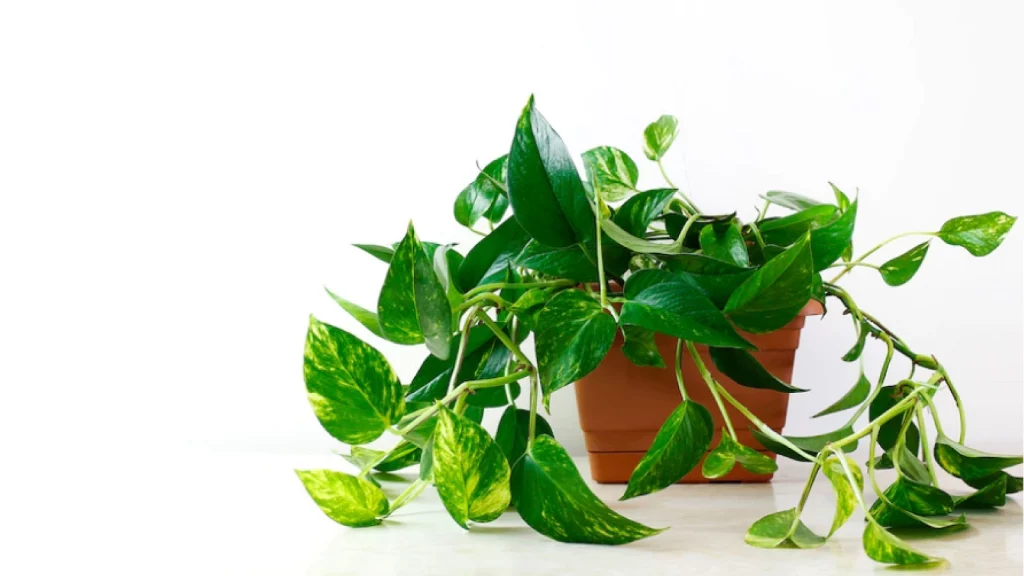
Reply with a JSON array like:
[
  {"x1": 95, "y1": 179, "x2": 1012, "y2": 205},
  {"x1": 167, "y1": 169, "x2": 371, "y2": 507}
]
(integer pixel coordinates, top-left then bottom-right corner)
[{"x1": 574, "y1": 301, "x2": 823, "y2": 484}]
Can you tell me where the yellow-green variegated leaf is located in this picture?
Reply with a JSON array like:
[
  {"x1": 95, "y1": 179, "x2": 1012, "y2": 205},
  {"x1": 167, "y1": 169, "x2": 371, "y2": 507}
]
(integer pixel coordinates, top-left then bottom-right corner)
[
  {"x1": 936, "y1": 211, "x2": 1016, "y2": 257},
  {"x1": 744, "y1": 508, "x2": 825, "y2": 549},
  {"x1": 821, "y1": 455, "x2": 863, "y2": 536},
  {"x1": 535, "y1": 290, "x2": 617, "y2": 402},
  {"x1": 862, "y1": 521, "x2": 940, "y2": 566},
  {"x1": 582, "y1": 146, "x2": 639, "y2": 202},
  {"x1": 933, "y1": 434, "x2": 1023, "y2": 481},
  {"x1": 517, "y1": 435, "x2": 664, "y2": 544},
  {"x1": 303, "y1": 316, "x2": 404, "y2": 444},
  {"x1": 295, "y1": 469, "x2": 389, "y2": 527},
  {"x1": 622, "y1": 401, "x2": 713, "y2": 499},
  {"x1": 642, "y1": 115, "x2": 679, "y2": 161},
  {"x1": 867, "y1": 477, "x2": 955, "y2": 529},
  {"x1": 702, "y1": 433, "x2": 777, "y2": 479},
  {"x1": 377, "y1": 222, "x2": 453, "y2": 359},
  {"x1": 432, "y1": 405, "x2": 511, "y2": 529}
]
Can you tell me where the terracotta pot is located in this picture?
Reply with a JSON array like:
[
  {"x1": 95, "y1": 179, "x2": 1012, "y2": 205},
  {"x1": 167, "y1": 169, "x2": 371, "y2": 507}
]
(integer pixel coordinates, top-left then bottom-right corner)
[{"x1": 574, "y1": 301, "x2": 823, "y2": 484}]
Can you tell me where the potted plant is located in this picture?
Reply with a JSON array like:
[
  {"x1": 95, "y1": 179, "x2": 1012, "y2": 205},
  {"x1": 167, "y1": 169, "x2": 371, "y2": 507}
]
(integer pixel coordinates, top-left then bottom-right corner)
[{"x1": 295, "y1": 95, "x2": 1019, "y2": 566}]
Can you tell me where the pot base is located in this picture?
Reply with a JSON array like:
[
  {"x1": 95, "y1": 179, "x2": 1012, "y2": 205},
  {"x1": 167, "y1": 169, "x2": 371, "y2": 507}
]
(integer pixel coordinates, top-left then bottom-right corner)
[{"x1": 586, "y1": 450, "x2": 777, "y2": 484}]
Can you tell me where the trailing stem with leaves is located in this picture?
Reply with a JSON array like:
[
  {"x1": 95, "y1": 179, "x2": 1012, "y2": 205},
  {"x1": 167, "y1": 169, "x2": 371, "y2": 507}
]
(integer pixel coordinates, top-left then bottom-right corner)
[{"x1": 296, "y1": 95, "x2": 1019, "y2": 566}]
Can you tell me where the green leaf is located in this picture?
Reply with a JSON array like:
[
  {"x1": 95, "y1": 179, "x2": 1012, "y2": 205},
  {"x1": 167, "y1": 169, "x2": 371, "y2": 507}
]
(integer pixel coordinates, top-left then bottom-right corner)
[
  {"x1": 464, "y1": 336, "x2": 522, "y2": 408},
  {"x1": 457, "y1": 217, "x2": 531, "y2": 289},
  {"x1": 759, "y1": 205, "x2": 837, "y2": 247},
  {"x1": 709, "y1": 347, "x2": 807, "y2": 393},
  {"x1": 699, "y1": 220, "x2": 750, "y2": 267},
  {"x1": 622, "y1": 401, "x2": 713, "y2": 499},
  {"x1": 518, "y1": 435, "x2": 664, "y2": 544},
  {"x1": 809, "y1": 199, "x2": 858, "y2": 271},
  {"x1": 621, "y1": 325, "x2": 666, "y2": 369},
  {"x1": 879, "y1": 241, "x2": 930, "y2": 286},
  {"x1": 937, "y1": 211, "x2": 1017, "y2": 256},
  {"x1": 304, "y1": 316, "x2": 404, "y2": 444},
  {"x1": 868, "y1": 477, "x2": 958, "y2": 528},
  {"x1": 725, "y1": 234, "x2": 814, "y2": 333},
  {"x1": 432, "y1": 405, "x2": 511, "y2": 529},
  {"x1": 840, "y1": 320, "x2": 869, "y2": 362},
  {"x1": 342, "y1": 444, "x2": 422, "y2": 473},
  {"x1": 744, "y1": 508, "x2": 825, "y2": 549},
  {"x1": 831, "y1": 183, "x2": 851, "y2": 212},
  {"x1": 702, "y1": 434, "x2": 777, "y2": 479},
  {"x1": 642, "y1": 115, "x2": 679, "y2": 161},
  {"x1": 613, "y1": 189, "x2": 677, "y2": 235},
  {"x1": 663, "y1": 254, "x2": 754, "y2": 308},
  {"x1": 752, "y1": 426, "x2": 857, "y2": 462},
  {"x1": 432, "y1": 244, "x2": 465, "y2": 311},
  {"x1": 621, "y1": 269, "x2": 753, "y2": 349},
  {"x1": 325, "y1": 287, "x2": 384, "y2": 338},
  {"x1": 933, "y1": 434, "x2": 1023, "y2": 481},
  {"x1": 514, "y1": 240, "x2": 598, "y2": 282},
  {"x1": 762, "y1": 190, "x2": 823, "y2": 211},
  {"x1": 964, "y1": 471, "x2": 1022, "y2": 494},
  {"x1": 813, "y1": 369, "x2": 870, "y2": 417},
  {"x1": 405, "y1": 327, "x2": 490, "y2": 403},
  {"x1": 863, "y1": 521, "x2": 941, "y2": 565},
  {"x1": 822, "y1": 455, "x2": 864, "y2": 536},
  {"x1": 353, "y1": 243, "x2": 395, "y2": 264},
  {"x1": 599, "y1": 216, "x2": 689, "y2": 255},
  {"x1": 495, "y1": 406, "x2": 554, "y2": 504},
  {"x1": 582, "y1": 146, "x2": 639, "y2": 202},
  {"x1": 870, "y1": 387, "x2": 919, "y2": 454},
  {"x1": 507, "y1": 95, "x2": 592, "y2": 247},
  {"x1": 295, "y1": 469, "x2": 390, "y2": 527},
  {"x1": 535, "y1": 290, "x2": 617, "y2": 402},
  {"x1": 454, "y1": 155, "x2": 508, "y2": 228},
  {"x1": 377, "y1": 222, "x2": 453, "y2": 358},
  {"x1": 955, "y1": 474, "x2": 1010, "y2": 509}
]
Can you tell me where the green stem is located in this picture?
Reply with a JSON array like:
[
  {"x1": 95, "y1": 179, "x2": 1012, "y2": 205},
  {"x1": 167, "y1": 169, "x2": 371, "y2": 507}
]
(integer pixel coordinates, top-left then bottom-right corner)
[
  {"x1": 938, "y1": 366, "x2": 965, "y2": 443},
  {"x1": 475, "y1": 312, "x2": 533, "y2": 367},
  {"x1": 457, "y1": 292, "x2": 512, "y2": 312},
  {"x1": 453, "y1": 392, "x2": 468, "y2": 415},
  {"x1": 825, "y1": 262, "x2": 879, "y2": 271},
  {"x1": 844, "y1": 332, "x2": 894, "y2": 428},
  {"x1": 656, "y1": 159, "x2": 700, "y2": 214},
  {"x1": 757, "y1": 198, "x2": 770, "y2": 221},
  {"x1": 596, "y1": 194, "x2": 608, "y2": 307},
  {"x1": 832, "y1": 387, "x2": 926, "y2": 451},
  {"x1": 829, "y1": 231, "x2": 935, "y2": 283},
  {"x1": 446, "y1": 308, "x2": 480, "y2": 395},
  {"x1": 674, "y1": 340, "x2": 689, "y2": 401},
  {"x1": 711, "y1": 380, "x2": 816, "y2": 460},
  {"x1": 795, "y1": 462, "x2": 822, "y2": 516},
  {"x1": 748, "y1": 221, "x2": 766, "y2": 248},
  {"x1": 915, "y1": 404, "x2": 941, "y2": 486},
  {"x1": 528, "y1": 372, "x2": 540, "y2": 443},
  {"x1": 388, "y1": 479, "x2": 429, "y2": 515},
  {"x1": 919, "y1": 393, "x2": 949, "y2": 439},
  {"x1": 463, "y1": 279, "x2": 573, "y2": 300},
  {"x1": 686, "y1": 341, "x2": 736, "y2": 440},
  {"x1": 475, "y1": 160, "x2": 509, "y2": 192},
  {"x1": 677, "y1": 213, "x2": 701, "y2": 243}
]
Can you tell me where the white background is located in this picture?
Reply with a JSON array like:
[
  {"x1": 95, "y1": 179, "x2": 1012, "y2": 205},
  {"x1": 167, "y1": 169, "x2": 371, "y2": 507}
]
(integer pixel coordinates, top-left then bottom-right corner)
[{"x1": 2, "y1": 0, "x2": 1022, "y2": 503}]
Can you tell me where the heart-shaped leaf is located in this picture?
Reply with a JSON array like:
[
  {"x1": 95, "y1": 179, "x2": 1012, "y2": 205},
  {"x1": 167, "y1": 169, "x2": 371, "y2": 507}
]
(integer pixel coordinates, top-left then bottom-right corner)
[
  {"x1": 621, "y1": 269, "x2": 753, "y2": 349},
  {"x1": 709, "y1": 347, "x2": 807, "y2": 393},
  {"x1": 494, "y1": 406, "x2": 554, "y2": 504},
  {"x1": 752, "y1": 425, "x2": 857, "y2": 462},
  {"x1": 933, "y1": 434, "x2": 1023, "y2": 481},
  {"x1": 432, "y1": 405, "x2": 511, "y2": 529},
  {"x1": 761, "y1": 190, "x2": 823, "y2": 211},
  {"x1": 879, "y1": 241, "x2": 930, "y2": 286},
  {"x1": 822, "y1": 455, "x2": 864, "y2": 536},
  {"x1": 622, "y1": 400, "x2": 713, "y2": 499},
  {"x1": 458, "y1": 217, "x2": 531, "y2": 289},
  {"x1": 507, "y1": 95, "x2": 592, "y2": 247},
  {"x1": 514, "y1": 240, "x2": 599, "y2": 282},
  {"x1": 613, "y1": 188, "x2": 677, "y2": 235},
  {"x1": 699, "y1": 220, "x2": 750, "y2": 267},
  {"x1": 621, "y1": 325, "x2": 666, "y2": 369},
  {"x1": 325, "y1": 287, "x2": 384, "y2": 338},
  {"x1": 868, "y1": 477, "x2": 959, "y2": 529},
  {"x1": 518, "y1": 435, "x2": 664, "y2": 544},
  {"x1": 535, "y1": 290, "x2": 617, "y2": 402},
  {"x1": 745, "y1": 508, "x2": 825, "y2": 549},
  {"x1": 725, "y1": 234, "x2": 814, "y2": 333},
  {"x1": 295, "y1": 469, "x2": 390, "y2": 527},
  {"x1": 813, "y1": 369, "x2": 871, "y2": 418},
  {"x1": 642, "y1": 115, "x2": 679, "y2": 161},
  {"x1": 937, "y1": 211, "x2": 1017, "y2": 256},
  {"x1": 863, "y1": 521, "x2": 940, "y2": 565},
  {"x1": 454, "y1": 155, "x2": 508, "y2": 228},
  {"x1": 304, "y1": 316, "x2": 405, "y2": 445},
  {"x1": 582, "y1": 146, "x2": 639, "y2": 202},
  {"x1": 377, "y1": 222, "x2": 453, "y2": 358},
  {"x1": 809, "y1": 199, "x2": 857, "y2": 271},
  {"x1": 703, "y1": 434, "x2": 777, "y2": 479}
]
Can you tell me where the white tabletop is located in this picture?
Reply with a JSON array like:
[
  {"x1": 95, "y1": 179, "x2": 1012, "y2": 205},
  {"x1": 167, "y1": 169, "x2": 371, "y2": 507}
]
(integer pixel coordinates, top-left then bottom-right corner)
[{"x1": 7, "y1": 448, "x2": 1020, "y2": 575}]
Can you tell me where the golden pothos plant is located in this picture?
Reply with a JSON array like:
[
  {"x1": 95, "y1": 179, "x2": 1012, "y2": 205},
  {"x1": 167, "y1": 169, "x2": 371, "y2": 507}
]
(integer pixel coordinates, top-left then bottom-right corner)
[{"x1": 295, "y1": 95, "x2": 1019, "y2": 566}]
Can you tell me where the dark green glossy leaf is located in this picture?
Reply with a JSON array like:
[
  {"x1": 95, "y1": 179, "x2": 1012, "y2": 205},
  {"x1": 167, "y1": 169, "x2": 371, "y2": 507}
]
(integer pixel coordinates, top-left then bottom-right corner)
[
  {"x1": 810, "y1": 273, "x2": 826, "y2": 310},
  {"x1": 621, "y1": 325, "x2": 666, "y2": 369},
  {"x1": 665, "y1": 212, "x2": 736, "y2": 248},
  {"x1": 814, "y1": 369, "x2": 870, "y2": 418},
  {"x1": 622, "y1": 401, "x2": 713, "y2": 499},
  {"x1": 933, "y1": 434, "x2": 1023, "y2": 481},
  {"x1": 809, "y1": 199, "x2": 857, "y2": 271},
  {"x1": 759, "y1": 205, "x2": 837, "y2": 247},
  {"x1": 709, "y1": 347, "x2": 807, "y2": 393},
  {"x1": 863, "y1": 521, "x2": 940, "y2": 565},
  {"x1": 535, "y1": 290, "x2": 617, "y2": 402},
  {"x1": 325, "y1": 287, "x2": 383, "y2": 338},
  {"x1": 869, "y1": 477, "x2": 957, "y2": 529},
  {"x1": 642, "y1": 115, "x2": 679, "y2": 161},
  {"x1": 495, "y1": 406, "x2": 554, "y2": 504},
  {"x1": 841, "y1": 320, "x2": 869, "y2": 362},
  {"x1": 514, "y1": 240, "x2": 598, "y2": 282},
  {"x1": 405, "y1": 326, "x2": 493, "y2": 403},
  {"x1": 518, "y1": 435, "x2": 664, "y2": 544},
  {"x1": 464, "y1": 336, "x2": 522, "y2": 408},
  {"x1": 699, "y1": 220, "x2": 749, "y2": 267},
  {"x1": 432, "y1": 406, "x2": 511, "y2": 528},
  {"x1": 822, "y1": 455, "x2": 864, "y2": 536},
  {"x1": 937, "y1": 211, "x2": 1017, "y2": 256},
  {"x1": 870, "y1": 387, "x2": 919, "y2": 454},
  {"x1": 879, "y1": 241, "x2": 930, "y2": 286},
  {"x1": 752, "y1": 426, "x2": 857, "y2": 462},
  {"x1": 582, "y1": 146, "x2": 639, "y2": 202},
  {"x1": 454, "y1": 155, "x2": 507, "y2": 228},
  {"x1": 702, "y1": 434, "x2": 777, "y2": 479},
  {"x1": 663, "y1": 254, "x2": 754, "y2": 308},
  {"x1": 955, "y1": 474, "x2": 1010, "y2": 509},
  {"x1": 621, "y1": 269, "x2": 753, "y2": 349},
  {"x1": 762, "y1": 190, "x2": 823, "y2": 211},
  {"x1": 353, "y1": 243, "x2": 394, "y2": 264},
  {"x1": 613, "y1": 189, "x2": 677, "y2": 235},
  {"x1": 745, "y1": 508, "x2": 825, "y2": 549},
  {"x1": 377, "y1": 222, "x2": 453, "y2": 358},
  {"x1": 458, "y1": 217, "x2": 531, "y2": 289},
  {"x1": 304, "y1": 316, "x2": 404, "y2": 445},
  {"x1": 964, "y1": 471, "x2": 1023, "y2": 494},
  {"x1": 295, "y1": 469, "x2": 390, "y2": 527},
  {"x1": 725, "y1": 234, "x2": 814, "y2": 333},
  {"x1": 507, "y1": 95, "x2": 592, "y2": 247}
]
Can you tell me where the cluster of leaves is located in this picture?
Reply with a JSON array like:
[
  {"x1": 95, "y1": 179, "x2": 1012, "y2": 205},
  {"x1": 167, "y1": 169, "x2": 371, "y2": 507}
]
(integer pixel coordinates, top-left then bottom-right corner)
[{"x1": 295, "y1": 95, "x2": 1019, "y2": 566}]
